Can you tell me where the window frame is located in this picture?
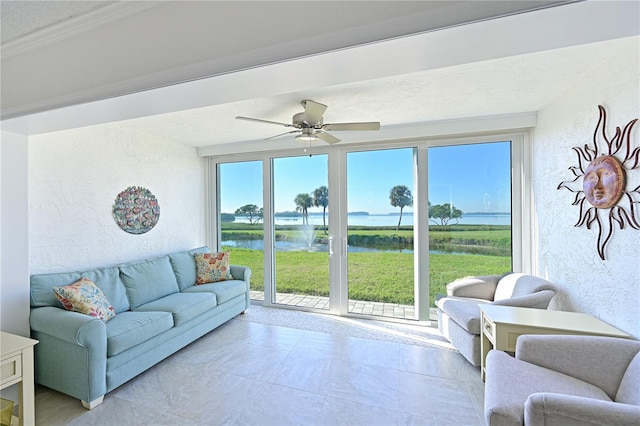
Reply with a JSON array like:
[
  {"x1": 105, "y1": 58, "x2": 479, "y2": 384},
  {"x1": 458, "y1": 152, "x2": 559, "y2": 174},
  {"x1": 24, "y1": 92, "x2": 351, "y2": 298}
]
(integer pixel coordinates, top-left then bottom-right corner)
[{"x1": 206, "y1": 130, "x2": 532, "y2": 321}]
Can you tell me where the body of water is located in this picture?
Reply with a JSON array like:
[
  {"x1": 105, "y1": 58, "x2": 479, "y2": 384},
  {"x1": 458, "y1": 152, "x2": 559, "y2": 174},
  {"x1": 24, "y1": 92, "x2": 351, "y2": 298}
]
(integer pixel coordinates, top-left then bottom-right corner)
[
  {"x1": 222, "y1": 239, "x2": 412, "y2": 253},
  {"x1": 231, "y1": 212, "x2": 510, "y2": 227}
]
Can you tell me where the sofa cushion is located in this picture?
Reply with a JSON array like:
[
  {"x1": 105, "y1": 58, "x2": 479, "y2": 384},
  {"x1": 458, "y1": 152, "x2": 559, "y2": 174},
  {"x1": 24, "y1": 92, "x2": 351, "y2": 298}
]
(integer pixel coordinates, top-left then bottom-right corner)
[
  {"x1": 436, "y1": 297, "x2": 488, "y2": 334},
  {"x1": 31, "y1": 266, "x2": 130, "y2": 313},
  {"x1": 106, "y1": 311, "x2": 174, "y2": 357},
  {"x1": 120, "y1": 256, "x2": 180, "y2": 309},
  {"x1": 168, "y1": 246, "x2": 210, "y2": 291},
  {"x1": 134, "y1": 292, "x2": 217, "y2": 326},
  {"x1": 53, "y1": 277, "x2": 117, "y2": 322},
  {"x1": 182, "y1": 279, "x2": 247, "y2": 304},
  {"x1": 195, "y1": 252, "x2": 234, "y2": 284},
  {"x1": 616, "y1": 352, "x2": 640, "y2": 405},
  {"x1": 485, "y1": 350, "x2": 612, "y2": 426}
]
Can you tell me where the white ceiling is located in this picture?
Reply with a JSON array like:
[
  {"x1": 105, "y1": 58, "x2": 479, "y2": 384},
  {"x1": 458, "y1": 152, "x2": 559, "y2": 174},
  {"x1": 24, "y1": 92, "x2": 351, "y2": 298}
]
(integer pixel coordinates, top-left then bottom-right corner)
[
  {"x1": 0, "y1": 1, "x2": 114, "y2": 43},
  {"x1": 1, "y1": 1, "x2": 637, "y2": 152},
  {"x1": 120, "y1": 39, "x2": 625, "y2": 149}
]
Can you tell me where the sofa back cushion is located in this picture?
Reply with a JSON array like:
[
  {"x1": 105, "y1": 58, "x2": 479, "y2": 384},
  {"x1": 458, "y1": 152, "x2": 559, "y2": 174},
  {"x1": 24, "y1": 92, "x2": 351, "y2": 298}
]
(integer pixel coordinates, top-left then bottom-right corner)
[
  {"x1": 31, "y1": 266, "x2": 130, "y2": 313},
  {"x1": 494, "y1": 273, "x2": 555, "y2": 301},
  {"x1": 615, "y1": 352, "x2": 640, "y2": 405},
  {"x1": 168, "y1": 246, "x2": 210, "y2": 291},
  {"x1": 120, "y1": 256, "x2": 179, "y2": 309}
]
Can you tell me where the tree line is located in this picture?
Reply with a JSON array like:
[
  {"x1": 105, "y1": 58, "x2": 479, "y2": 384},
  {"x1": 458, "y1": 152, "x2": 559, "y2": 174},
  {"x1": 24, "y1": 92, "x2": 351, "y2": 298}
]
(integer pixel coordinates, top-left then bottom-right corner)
[{"x1": 230, "y1": 184, "x2": 463, "y2": 229}]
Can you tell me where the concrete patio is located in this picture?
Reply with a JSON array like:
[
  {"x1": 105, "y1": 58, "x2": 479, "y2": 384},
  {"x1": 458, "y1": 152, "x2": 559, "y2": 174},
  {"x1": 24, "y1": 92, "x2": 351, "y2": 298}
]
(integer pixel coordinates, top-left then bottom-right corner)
[{"x1": 250, "y1": 291, "x2": 416, "y2": 320}]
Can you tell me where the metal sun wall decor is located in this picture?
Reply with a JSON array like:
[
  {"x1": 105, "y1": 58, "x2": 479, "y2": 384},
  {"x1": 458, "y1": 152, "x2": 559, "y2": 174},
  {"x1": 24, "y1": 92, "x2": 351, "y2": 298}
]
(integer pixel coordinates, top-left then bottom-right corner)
[
  {"x1": 557, "y1": 105, "x2": 639, "y2": 260},
  {"x1": 112, "y1": 186, "x2": 160, "y2": 234}
]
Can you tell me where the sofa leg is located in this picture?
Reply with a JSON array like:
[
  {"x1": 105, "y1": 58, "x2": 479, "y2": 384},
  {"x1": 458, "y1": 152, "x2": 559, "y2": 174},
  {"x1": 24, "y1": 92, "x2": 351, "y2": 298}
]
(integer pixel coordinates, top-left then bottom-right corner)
[{"x1": 81, "y1": 396, "x2": 104, "y2": 409}]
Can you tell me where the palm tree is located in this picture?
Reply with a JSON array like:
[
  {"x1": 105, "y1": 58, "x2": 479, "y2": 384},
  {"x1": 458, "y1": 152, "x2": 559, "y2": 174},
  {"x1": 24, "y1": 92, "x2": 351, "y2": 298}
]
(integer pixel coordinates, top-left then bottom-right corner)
[
  {"x1": 294, "y1": 193, "x2": 312, "y2": 225},
  {"x1": 312, "y1": 185, "x2": 329, "y2": 233},
  {"x1": 389, "y1": 185, "x2": 413, "y2": 230}
]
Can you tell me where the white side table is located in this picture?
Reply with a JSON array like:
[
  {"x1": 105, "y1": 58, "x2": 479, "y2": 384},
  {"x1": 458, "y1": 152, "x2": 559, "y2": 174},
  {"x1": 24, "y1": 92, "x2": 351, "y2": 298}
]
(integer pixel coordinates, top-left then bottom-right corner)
[
  {"x1": 1, "y1": 332, "x2": 38, "y2": 426},
  {"x1": 480, "y1": 305, "x2": 631, "y2": 380}
]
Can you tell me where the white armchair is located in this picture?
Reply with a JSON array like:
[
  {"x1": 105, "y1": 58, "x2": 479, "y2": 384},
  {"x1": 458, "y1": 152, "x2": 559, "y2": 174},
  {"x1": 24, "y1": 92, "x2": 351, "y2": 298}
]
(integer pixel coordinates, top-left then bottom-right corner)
[
  {"x1": 436, "y1": 273, "x2": 556, "y2": 366},
  {"x1": 484, "y1": 334, "x2": 640, "y2": 426}
]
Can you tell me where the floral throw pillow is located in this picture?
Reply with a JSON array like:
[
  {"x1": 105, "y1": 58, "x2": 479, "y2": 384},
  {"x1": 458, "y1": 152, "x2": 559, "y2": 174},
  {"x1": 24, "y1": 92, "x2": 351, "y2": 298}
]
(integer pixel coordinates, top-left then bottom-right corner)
[
  {"x1": 195, "y1": 252, "x2": 234, "y2": 284},
  {"x1": 53, "y1": 277, "x2": 116, "y2": 322}
]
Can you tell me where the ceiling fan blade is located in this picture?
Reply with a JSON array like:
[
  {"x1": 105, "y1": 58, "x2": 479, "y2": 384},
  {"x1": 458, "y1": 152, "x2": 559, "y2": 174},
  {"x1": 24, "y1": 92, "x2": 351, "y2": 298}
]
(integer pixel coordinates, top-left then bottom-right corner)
[
  {"x1": 323, "y1": 122, "x2": 381, "y2": 131},
  {"x1": 265, "y1": 130, "x2": 300, "y2": 140},
  {"x1": 316, "y1": 132, "x2": 341, "y2": 145},
  {"x1": 302, "y1": 100, "x2": 327, "y2": 124},
  {"x1": 236, "y1": 116, "x2": 293, "y2": 127}
]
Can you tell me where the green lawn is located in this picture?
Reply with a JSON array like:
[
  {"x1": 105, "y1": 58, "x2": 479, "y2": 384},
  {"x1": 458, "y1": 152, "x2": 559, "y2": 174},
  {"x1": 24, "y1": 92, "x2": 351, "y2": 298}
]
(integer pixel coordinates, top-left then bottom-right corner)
[
  {"x1": 222, "y1": 223, "x2": 511, "y2": 307},
  {"x1": 225, "y1": 247, "x2": 511, "y2": 306}
]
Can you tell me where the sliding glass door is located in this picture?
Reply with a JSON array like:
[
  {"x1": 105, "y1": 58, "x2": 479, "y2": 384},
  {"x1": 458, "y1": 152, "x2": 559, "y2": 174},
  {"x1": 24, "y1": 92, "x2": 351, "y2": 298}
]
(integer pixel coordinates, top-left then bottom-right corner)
[
  {"x1": 272, "y1": 154, "x2": 330, "y2": 310},
  {"x1": 427, "y1": 141, "x2": 513, "y2": 314},
  {"x1": 212, "y1": 134, "x2": 523, "y2": 321},
  {"x1": 345, "y1": 148, "x2": 416, "y2": 319},
  {"x1": 217, "y1": 161, "x2": 265, "y2": 301}
]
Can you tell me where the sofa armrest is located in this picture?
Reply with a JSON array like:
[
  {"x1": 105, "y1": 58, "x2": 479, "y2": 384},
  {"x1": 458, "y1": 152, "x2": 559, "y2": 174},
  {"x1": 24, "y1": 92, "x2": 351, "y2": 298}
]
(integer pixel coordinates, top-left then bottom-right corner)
[
  {"x1": 230, "y1": 265, "x2": 251, "y2": 284},
  {"x1": 446, "y1": 275, "x2": 501, "y2": 300},
  {"x1": 525, "y1": 393, "x2": 640, "y2": 426},
  {"x1": 516, "y1": 335, "x2": 640, "y2": 400},
  {"x1": 31, "y1": 306, "x2": 106, "y2": 346},
  {"x1": 491, "y1": 289, "x2": 555, "y2": 309},
  {"x1": 30, "y1": 306, "x2": 108, "y2": 403},
  {"x1": 230, "y1": 265, "x2": 252, "y2": 310}
]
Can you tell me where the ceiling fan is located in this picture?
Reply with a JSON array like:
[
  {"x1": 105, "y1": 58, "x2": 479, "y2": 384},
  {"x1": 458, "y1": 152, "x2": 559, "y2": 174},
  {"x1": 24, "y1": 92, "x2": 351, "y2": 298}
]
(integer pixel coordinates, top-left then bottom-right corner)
[{"x1": 236, "y1": 99, "x2": 380, "y2": 144}]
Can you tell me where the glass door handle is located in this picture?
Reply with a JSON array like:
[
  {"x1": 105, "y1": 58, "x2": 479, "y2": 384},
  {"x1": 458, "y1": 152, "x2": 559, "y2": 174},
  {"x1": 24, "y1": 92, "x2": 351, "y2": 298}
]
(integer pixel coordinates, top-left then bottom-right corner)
[{"x1": 328, "y1": 236, "x2": 334, "y2": 256}]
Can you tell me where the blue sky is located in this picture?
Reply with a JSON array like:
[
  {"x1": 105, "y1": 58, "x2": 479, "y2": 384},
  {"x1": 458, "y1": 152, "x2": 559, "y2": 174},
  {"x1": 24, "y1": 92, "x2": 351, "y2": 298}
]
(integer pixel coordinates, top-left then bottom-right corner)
[{"x1": 219, "y1": 141, "x2": 511, "y2": 215}]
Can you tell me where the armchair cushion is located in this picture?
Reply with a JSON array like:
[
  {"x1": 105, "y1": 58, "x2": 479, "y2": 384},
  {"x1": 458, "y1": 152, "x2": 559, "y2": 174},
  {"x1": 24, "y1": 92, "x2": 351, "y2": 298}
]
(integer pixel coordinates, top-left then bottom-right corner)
[
  {"x1": 517, "y1": 335, "x2": 640, "y2": 400},
  {"x1": 616, "y1": 352, "x2": 640, "y2": 405},
  {"x1": 485, "y1": 335, "x2": 640, "y2": 426},
  {"x1": 436, "y1": 297, "x2": 488, "y2": 334},
  {"x1": 446, "y1": 275, "x2": 501, "y2": 300},
  {"x1": 491, "y1": 290, "x2": 556, "y2": 309},
  {"x1": 494, "y1": 273, "x2": 555, "y2": 301}
]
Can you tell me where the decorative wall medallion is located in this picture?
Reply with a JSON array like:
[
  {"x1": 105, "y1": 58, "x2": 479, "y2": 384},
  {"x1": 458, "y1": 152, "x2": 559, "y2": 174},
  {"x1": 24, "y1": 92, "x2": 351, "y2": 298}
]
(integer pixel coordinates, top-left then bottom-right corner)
[
  {"x1": 558, "y1": 105, "x2": 639, "y2": 260},
  {"x1": 113, "y1": 186, "x2": 160, "y2": 234}
]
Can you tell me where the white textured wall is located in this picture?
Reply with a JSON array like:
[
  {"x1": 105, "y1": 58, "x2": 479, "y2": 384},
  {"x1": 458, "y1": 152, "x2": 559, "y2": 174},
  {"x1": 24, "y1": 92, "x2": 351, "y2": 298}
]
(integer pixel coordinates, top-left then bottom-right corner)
[
  {"x1": 29, "y1": 123, "x2": 205, "y2": 273},
  {"x1": 533, "y1": 36, "x2": 640, "y2": 338},
  {"x1": 1, "y1": 131, "x2": 30, "y2": 336}
]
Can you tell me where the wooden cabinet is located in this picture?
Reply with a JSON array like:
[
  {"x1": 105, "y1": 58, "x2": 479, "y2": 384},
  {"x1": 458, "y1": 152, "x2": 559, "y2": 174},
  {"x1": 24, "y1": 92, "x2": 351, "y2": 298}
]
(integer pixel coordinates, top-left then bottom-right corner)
[{"x1": 1, "y1": 332, "x2": 38, "y2": 426}]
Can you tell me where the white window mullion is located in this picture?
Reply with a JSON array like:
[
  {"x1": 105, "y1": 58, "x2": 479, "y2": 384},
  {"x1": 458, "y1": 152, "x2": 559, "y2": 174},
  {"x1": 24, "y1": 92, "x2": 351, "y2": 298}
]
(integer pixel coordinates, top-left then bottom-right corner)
[
  {"x1": 262, "y1": 155, "x2": 275, "y2": 306},
  {"x1": 511, "y1": 133, "x2": 533, "y2": 274},
  {"x1": 414, "y1": 146, "x2": 430, "y2": 321},
  {"x1": 206, "y1": 158, "x2": 218, "y2": 250},
  {"x1": 328, "y1": 147, "x2": 347, "y2": 315}
]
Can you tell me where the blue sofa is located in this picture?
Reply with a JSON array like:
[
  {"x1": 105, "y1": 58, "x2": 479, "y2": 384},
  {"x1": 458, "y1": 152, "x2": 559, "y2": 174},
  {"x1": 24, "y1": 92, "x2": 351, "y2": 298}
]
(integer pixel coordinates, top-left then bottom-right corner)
[{"x1": 29, "y1": 247, "x2": 251, "y2": 409}]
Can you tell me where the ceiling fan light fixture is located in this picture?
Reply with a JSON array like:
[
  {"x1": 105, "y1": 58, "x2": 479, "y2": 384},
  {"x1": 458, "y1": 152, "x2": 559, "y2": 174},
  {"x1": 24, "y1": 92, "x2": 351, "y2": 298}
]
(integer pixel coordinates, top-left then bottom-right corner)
[
  {"x1": 237, "y1": 99, "x2": 380, "y2": 145},
  {"x1": 295, "y1": 133, "x2": 318, "y2": 142}
]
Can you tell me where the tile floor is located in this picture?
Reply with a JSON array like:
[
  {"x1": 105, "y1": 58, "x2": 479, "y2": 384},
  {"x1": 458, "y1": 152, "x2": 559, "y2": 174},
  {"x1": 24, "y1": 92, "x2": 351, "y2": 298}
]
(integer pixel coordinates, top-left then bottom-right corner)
[{"x1": 34, "y1": 307, "x2": 485, "y2": 425}]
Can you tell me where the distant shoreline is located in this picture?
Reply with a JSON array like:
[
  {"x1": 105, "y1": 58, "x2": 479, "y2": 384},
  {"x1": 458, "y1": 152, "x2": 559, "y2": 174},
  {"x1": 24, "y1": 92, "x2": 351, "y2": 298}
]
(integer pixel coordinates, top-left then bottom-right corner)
[
  {"x1": 231, "y1": 212, "x2": 511, "y2": 226},
  {"x1": 270, "y1": 211, "x2": 510, "y2": 217}
]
